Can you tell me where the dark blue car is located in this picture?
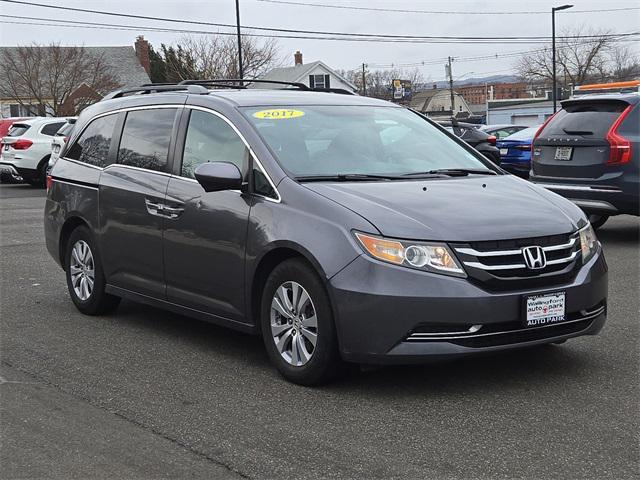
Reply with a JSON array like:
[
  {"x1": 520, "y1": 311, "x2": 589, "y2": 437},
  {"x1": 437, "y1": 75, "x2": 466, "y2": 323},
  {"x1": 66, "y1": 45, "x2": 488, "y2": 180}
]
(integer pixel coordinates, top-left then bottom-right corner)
[{"x1": 496, "y1": 125, "x2": 541, "y2": 178}]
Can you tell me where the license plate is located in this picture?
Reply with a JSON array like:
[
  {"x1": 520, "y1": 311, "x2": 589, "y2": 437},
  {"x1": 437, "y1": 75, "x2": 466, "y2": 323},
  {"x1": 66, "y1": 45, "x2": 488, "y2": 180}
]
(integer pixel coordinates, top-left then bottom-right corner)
[
  {"x1": 499, "y1": 148, "x2": 508, "y2": 155},
  {"x1": 554, "y1": 146, "x2": 573, "y2": 160},
  {"x1": 524, "y1": 291, "x2": 566, "y2": 327}
]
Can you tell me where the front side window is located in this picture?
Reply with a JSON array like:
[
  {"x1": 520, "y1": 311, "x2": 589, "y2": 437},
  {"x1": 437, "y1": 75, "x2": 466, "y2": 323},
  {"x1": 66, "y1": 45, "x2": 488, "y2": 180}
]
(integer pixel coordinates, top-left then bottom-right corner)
[
  {"x1": 181, "y1": 110, "x2": 248, "y2": 179},
  {"x1": 117, "y1": 108, "x2": 177, "y2": 171},
  {"x1": 242, "y1": 105, "x2": 489, "y2": 177},
  {"x1": 66, "y1": 114, "x2": 117, "y2": 167}
]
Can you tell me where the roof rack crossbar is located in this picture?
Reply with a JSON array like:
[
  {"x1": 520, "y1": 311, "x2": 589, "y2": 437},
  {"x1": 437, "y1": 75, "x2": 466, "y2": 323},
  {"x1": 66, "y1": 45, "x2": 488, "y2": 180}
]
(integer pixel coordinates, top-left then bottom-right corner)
[
  {"x1": 102, "y1": 84, "x2": 208, "y2": 100},
  {"x1": 178, "y1": 79, "x2": 310, "y2": 90}
]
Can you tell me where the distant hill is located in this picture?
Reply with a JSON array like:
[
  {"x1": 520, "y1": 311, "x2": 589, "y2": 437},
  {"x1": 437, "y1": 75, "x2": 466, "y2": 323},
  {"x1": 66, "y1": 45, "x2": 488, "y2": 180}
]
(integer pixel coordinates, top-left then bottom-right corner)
[{"x1": 420, "y1": 74, "x2": 521, "y2": 90}]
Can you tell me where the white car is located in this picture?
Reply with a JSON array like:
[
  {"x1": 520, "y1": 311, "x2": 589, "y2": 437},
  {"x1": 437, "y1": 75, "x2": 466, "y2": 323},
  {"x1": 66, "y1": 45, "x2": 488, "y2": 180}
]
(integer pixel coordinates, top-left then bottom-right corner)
[
  {"x1": 0, "y1": 117, "x2": 69, "y2": 187},
  {"x1": 48, "y1": 118, "x2": 77, "y2": 173}
]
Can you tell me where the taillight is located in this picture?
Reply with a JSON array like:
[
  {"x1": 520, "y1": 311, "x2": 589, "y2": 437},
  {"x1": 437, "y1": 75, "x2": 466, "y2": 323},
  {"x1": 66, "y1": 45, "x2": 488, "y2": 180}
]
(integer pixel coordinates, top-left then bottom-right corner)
[
  {"x1": 63, "y1": 136, "x2": 69, "y2": 143},
  {"x1": 46, "y1": 175, "x2": 53, "y2": 191},
  {"x1": 487, "y1": 135, "x2": 496, "y2": 146},
  {"x1": 606, "y1": 105, "x2": 633, "y2": 166},
  {"x1": 514, "y1": 144, "x2": 532, "y2": 151},
  {"x1": 531, "y1": 111, "x2": 559, "y2": 151},
  {"x1": 11, "y1": 139, "x2": 33, "y2": 150}
]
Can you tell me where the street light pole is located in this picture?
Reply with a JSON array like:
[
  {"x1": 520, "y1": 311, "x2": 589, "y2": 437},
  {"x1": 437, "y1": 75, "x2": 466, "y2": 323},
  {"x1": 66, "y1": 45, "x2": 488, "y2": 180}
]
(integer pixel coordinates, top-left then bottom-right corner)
[
  {"x1": 552, "y1": 4, "x2": 573, "y2": 113},
  {"x1": 235, "y1": 0, "x2": 243, "y2": 84}
]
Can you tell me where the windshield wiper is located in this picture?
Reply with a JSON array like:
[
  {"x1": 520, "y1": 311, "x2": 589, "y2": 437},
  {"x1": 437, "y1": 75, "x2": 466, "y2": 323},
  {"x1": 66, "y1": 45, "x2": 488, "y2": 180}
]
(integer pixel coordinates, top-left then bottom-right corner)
[
  {"x1": 402, "y1": 168, "x2": 497, "y2": 177},
  {"x1": 295, "y1": 173, "x2": 409, "y2": 182}
]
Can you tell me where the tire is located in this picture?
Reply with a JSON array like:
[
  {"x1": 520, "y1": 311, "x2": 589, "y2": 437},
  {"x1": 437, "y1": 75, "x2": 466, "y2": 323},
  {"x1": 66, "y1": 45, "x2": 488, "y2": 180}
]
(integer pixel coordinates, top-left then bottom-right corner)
[
  {"x1": 588, "y1": 214, "x2": 609, "y2": 230},
  {"x1": 26, "y1": 158, "x2": 49, "y2": 188},
  {"x1": 260, "y1": 258, "x2": 342, "y2": 385},
  {"x1": 64, "y1": 226, "x2": 120, "y2": 315}
]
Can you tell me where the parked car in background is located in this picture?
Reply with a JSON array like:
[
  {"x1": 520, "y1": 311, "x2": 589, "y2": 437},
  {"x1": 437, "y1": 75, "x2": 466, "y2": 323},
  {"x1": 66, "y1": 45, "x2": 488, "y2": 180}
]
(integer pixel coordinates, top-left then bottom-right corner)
[
  {"x1": 0, "y1": 117, "x2": 68, "y2": 187},
  {"x1": 530, "y1": 93, "x2": 639, "y2": 229},
  {"x1": 496, "y1": 125, "x2": 541, "y2": 178},
  {"x1": 480, "y1": 124, "x2": 528, "y2": 139},
  {"x1": 0, "y1": 117, "x2": 29, "y2": 183},
  {"x1": 48, "y1": 118, "x2": 77, "y2": 175},
  {"x1": 45, "y1": 82, "x2": 607, "y2": 385},
  {"x1": 438, "y1": 121, "x2": 501, "y2": 164}
]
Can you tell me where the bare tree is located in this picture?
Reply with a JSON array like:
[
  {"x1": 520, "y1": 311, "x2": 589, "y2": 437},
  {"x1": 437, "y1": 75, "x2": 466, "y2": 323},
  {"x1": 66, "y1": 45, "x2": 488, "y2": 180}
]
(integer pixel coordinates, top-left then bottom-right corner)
[
  {"x1": 161, "y1": 34, "x2": 282, "y2": 82},
  {"x1": 0, "y1": 43, "x2": 119, "y2": 116},
  {"x1": 337, "y1": 67, "x2": 425, "y2": 99},
  {"x1": 516, "y1": 27, "x2": 620, "y2": 89},
  {"x1": 606, "y1": 44, "x2": 640, "y2": 82}
]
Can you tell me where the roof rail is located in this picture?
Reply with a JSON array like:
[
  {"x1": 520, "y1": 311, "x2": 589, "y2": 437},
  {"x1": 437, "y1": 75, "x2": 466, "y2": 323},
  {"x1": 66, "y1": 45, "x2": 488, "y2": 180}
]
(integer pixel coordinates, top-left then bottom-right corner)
[
  {"x1": 102, "y1": 84, "x2": 209, "y2": 100},
  {"x1": 179, "y1": 79, "x2": 310, "y2": 90},
  {"x1": 313, "y1": 88, "x2": 357, "y2": 95}
]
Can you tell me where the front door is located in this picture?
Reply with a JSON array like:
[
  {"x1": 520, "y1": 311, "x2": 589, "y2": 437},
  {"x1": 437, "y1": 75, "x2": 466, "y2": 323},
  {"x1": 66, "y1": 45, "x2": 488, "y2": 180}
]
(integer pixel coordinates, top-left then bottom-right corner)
[
  {"x1": 163, "y1": 108, "x2": 252, "y2": 322},
  {"x1": 99, "y1": 107, "x2": 180, "y2": 298}
]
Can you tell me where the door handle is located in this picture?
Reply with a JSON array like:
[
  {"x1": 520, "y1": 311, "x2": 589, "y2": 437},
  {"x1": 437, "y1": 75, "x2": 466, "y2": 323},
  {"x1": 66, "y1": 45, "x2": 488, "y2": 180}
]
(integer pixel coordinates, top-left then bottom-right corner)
[
  {"x1": 161, "y1": 205, "x2": 184, "y2": 219},
  {"x1": 145, "y1": 198, "x2": 164, "y2": 216}
]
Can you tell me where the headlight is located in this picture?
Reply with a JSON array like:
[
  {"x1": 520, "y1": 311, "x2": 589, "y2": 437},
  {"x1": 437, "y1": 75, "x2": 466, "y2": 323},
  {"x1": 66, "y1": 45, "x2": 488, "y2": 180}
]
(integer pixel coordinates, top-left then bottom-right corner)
[
  {"x1": 579, "y1": 223, "x2": 598, "y2": 263},
  {"x1": 354, "y1": 232, "x2": 466, "y2": 277}
]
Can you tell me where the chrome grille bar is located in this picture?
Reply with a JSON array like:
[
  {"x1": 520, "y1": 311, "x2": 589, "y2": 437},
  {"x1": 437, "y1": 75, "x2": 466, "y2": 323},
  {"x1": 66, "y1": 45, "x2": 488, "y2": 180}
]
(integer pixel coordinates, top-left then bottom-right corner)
[{"x1": 455, "y1": 235, "x2": 577, "y2": 258}]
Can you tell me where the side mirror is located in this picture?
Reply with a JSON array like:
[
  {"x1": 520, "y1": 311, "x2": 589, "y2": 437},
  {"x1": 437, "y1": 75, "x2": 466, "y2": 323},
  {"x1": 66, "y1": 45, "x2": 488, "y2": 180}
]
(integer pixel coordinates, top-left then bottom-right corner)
[{"x1": 194, "y1": 162, "x2": 243, "y2": 193}]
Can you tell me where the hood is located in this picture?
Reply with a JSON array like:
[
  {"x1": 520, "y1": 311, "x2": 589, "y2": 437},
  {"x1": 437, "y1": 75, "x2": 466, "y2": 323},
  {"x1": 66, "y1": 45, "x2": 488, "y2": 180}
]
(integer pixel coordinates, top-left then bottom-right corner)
[{"x1": 303, "y1": 175, "x2": 584, "y2": 241}]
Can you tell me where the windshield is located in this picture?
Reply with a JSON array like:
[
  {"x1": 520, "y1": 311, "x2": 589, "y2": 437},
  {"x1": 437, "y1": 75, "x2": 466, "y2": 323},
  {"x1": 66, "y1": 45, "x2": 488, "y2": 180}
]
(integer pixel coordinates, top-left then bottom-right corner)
[
  {"x1": 504, "y1": 126, "x2": 540, "y2": 141},
  {"x1": 242, "y1": 106, "x2": 491, "y2": 177}
]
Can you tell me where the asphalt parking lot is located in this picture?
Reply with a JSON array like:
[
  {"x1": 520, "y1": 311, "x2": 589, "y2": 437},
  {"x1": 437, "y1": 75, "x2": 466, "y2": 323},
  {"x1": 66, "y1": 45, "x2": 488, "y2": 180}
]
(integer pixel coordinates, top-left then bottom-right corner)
[{"x1": 1, "y1": 183, "x2": 638, "y2": 480}]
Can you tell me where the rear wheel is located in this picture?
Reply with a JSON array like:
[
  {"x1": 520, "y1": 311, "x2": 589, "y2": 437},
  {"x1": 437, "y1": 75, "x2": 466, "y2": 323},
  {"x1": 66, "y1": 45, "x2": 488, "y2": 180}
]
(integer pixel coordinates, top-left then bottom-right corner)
[
  {"x1": 65, "y1": 226, "x2": 120, "y2": 315},
  {"x1": 588, "y1": 214, "x2": 609, "y2": 230},
  {"x1": 260, "y1": 258, "x2": 341, "y2": 385}
]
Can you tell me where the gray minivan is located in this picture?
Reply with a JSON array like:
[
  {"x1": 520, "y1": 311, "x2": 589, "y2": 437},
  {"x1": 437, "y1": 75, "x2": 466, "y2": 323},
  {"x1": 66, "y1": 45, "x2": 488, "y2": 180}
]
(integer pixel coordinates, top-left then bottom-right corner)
[{"x1": 44, "y1": 82, "x2": 608, "y2": 385}]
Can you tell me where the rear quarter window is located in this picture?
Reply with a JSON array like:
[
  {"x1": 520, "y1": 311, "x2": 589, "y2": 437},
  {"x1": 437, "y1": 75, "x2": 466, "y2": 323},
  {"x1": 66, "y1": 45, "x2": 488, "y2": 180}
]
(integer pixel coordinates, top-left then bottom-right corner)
[
  {"x1": 542, "y1": 101, "x2": 628, "y2": 138},
  {"x1": 66, "y1": 114, "x2": 118, "y2": 167}
]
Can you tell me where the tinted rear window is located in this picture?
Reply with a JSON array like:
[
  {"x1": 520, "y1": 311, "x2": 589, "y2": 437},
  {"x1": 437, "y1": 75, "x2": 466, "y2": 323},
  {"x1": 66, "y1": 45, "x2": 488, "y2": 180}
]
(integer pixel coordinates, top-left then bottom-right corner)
[
  {"x1": 504, "y1": 126, "x2": 540, "y2": 141},
  {"x1": 7, "y1": 124, "x2": 30, "y2": 136},
  {"x1": 56, "y1": 123, "x2": 75, "y2": 137},
  {"x1": 541, "y1": 101, "x2": 627, "y2": 138},
  {"x1": 117, "y1": 109, "x2": 177, "y2": 172}
]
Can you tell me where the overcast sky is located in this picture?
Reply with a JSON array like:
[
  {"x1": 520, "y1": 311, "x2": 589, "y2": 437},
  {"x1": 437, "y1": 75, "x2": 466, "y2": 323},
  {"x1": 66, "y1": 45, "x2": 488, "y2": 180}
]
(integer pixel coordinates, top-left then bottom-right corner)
[{"x1": 0, "y1": 0, "x2": 638, "y2": 81}]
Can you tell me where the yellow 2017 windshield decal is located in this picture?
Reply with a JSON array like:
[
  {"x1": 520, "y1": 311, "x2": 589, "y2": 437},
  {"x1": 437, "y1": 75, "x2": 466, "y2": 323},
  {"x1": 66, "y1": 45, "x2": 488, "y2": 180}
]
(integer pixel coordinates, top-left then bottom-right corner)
[{"x1": 253, "y1": 109, "x2": 305, "y2": 119}]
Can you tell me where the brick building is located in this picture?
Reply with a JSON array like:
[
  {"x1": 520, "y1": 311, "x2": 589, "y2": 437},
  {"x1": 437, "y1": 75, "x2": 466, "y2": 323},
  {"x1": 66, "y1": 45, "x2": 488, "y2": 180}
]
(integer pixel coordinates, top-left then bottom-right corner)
[{"x1": 457, "y1": 82, "x2": 530, "y2": 105}]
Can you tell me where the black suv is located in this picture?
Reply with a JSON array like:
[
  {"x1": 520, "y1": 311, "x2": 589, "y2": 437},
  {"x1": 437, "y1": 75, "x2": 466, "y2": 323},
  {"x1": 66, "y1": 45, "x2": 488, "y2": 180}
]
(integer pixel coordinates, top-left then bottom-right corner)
[
  {"x1": 437, "y1": 120, "x2": 501, "y2": 165},
  {"x1": 44, "y1": 81, "x2": 607, "y2": 385},
  {"x1": 530, "y1": 93, "x2": 639, "y2": 228}
]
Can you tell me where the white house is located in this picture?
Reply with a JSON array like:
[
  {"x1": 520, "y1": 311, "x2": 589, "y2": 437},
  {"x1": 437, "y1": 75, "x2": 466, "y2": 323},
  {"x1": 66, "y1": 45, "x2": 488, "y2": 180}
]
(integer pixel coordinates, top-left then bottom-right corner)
[{"x1": 256, "y1": 51, "x2": 357, "y2": 92}]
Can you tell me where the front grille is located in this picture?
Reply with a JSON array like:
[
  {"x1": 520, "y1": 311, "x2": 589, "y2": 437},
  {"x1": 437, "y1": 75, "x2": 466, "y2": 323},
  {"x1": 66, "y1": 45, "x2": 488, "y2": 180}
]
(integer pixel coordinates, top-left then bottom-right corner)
[
  {"x1": 405, "y1": 302, "x2": 605, "y2": 348},
  {"x1": 452, "y1": 231, "x2": 582, "y2": 291}
]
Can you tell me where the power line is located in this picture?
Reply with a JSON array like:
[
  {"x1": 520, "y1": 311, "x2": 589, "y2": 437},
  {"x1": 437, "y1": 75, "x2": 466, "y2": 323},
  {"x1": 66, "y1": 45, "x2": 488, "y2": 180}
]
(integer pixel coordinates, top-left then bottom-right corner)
[
  {"x1": 255, "y1": 0, "x2": 640, "y2": 15},
  {"x1": 4, "y1": 13, "x2": 638, "y2": 45},
  {"x1": 0, "y1": 0, "x2": 637, "y2": 43}
]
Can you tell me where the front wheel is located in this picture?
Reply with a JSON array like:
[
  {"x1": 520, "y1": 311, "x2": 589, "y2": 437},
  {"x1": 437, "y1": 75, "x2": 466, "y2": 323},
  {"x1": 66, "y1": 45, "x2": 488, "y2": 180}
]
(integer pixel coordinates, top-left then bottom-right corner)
[
  {"x1": 588, "y1": 214, "x2": 609, "y2": 230},
  {"x1": 260, "y1": 259, "x2": 342, "y2": 385},
  {"x1": 65, "y1": 226, "x2": 120, "y2": 315}
]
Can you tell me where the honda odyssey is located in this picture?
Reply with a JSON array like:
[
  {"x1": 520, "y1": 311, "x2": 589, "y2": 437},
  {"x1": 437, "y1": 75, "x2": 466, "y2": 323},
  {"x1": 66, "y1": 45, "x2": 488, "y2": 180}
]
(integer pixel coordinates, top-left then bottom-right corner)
[{"x1": 44, "y1": 81, "x2": 608, "y2": 385}]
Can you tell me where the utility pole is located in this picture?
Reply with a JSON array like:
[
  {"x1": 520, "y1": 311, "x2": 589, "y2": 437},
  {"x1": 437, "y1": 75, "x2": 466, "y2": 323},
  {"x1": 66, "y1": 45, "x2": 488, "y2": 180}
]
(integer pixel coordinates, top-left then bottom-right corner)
[
  {"x1": 235, "y1": 0, "x2": 244, "y2": 84},
  {"x1": 362, "y1": 63, "x2": 367, "y2": 96},
  {"x1": 447, "y1": 56, "x2": 455, "y2": 118},
  {"x1": 552, "y1": 4, "x2": 573, "y2": 112}
]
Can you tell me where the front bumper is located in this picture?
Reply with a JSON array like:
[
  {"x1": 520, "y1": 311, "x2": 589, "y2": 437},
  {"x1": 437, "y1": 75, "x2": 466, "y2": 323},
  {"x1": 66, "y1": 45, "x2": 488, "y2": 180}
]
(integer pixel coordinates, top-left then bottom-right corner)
[{"x1": 329, "y1": 249, "x2": 607, "y2": 364}]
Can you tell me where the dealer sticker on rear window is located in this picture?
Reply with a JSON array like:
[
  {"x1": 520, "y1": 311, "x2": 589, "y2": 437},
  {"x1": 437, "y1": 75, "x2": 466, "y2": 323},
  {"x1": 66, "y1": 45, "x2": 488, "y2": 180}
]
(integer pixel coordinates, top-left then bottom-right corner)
[{"x1": 253, "y1": 109, "x2": 305, "y2": 119}]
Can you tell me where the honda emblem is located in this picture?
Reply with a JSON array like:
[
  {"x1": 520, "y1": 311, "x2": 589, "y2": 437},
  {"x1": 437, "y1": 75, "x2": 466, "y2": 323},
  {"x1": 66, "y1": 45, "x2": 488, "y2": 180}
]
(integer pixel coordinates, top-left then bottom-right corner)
[{"x1": 522, "y1": 246, "x2": 547, "y2": 270}]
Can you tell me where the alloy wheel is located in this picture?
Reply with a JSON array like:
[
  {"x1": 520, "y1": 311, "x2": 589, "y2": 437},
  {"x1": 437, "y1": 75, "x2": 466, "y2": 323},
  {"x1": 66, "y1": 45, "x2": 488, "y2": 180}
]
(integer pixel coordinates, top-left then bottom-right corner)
[
  {"x1": 270, "y1": 281, "x2": 318, "y2": 366},
  {"x1": 69, "y1": 240, "x2": 95, "y2": 301}
]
